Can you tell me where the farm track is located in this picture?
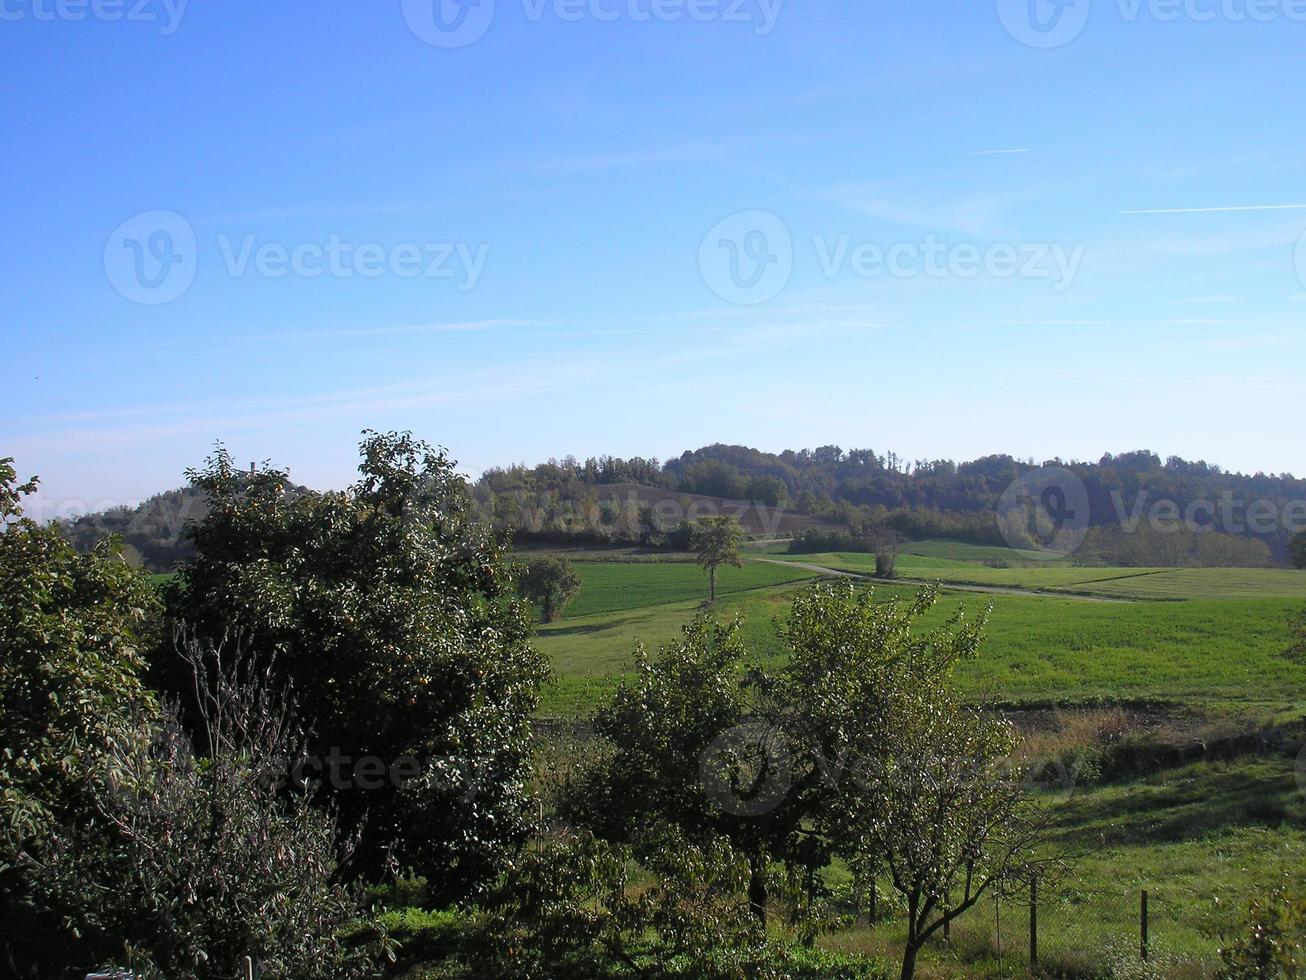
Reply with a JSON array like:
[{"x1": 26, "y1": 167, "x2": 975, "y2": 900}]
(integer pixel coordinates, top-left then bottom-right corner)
[{"x1": 754, "y1": 558, "x2": 1138, "y2": 603}]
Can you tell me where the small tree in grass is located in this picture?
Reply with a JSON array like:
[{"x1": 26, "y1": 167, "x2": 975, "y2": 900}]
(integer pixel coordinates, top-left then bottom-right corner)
[
  {"x1": 867, "y1": 527, "x2": 903, "y2": 578},
  {"x1": 692, "y1": 515, "x2": 744, "y2": 603},
  {"x1": 517, "y1": 556, "x2": 583, "y2": 623},
  {"x1": 779, "y1": 582, "x2": 1064, "y2": 980}
]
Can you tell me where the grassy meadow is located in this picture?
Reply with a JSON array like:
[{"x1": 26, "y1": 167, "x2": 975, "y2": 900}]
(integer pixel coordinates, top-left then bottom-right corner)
[
  {"x1": 524, "y1": 541, "x2": 1306, "y2": 977},
  {"x1": 535, "y1": 546, "x2": 1306, "y2": 718}
]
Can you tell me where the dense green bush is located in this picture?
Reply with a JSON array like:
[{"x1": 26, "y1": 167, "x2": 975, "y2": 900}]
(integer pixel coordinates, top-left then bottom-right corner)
[
  {"x1": 1, "y1": 459, "x2": 387, "y2": 978},
  {"x1": 1218, "y1": 883, "x2": 1306, "y2": 978},
  {"x1": 163, "y1": 432, "x2": 549, "y2": 901},
  {"x1": 0, "y1": 459, "x2": 162, "y2": 975},
  {"x1": 40, "y1": 637, "x2": 392, "y2": 979}
]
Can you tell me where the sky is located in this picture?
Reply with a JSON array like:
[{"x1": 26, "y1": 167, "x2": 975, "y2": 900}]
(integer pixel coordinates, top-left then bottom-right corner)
[{"x1": 3, "y1": 0, "x2": 1306, "y2": 517}]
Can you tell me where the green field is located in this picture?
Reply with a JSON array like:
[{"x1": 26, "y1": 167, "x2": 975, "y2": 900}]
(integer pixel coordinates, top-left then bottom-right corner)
[
  {"x1": 528, "y1": 543, "x2": 1306, "y2": 977},
  {"x1": 901, "y1": 539, "x2": 1071, "y2": 564},
  {"x1": 560, "y1": 560, "x2": 818, "y2": 618},
  {"x1": 535, "y1": 550, "x2": 1306, "y2": 717},
  {"x1": 769, "y1": 551, "x2": 1306, "y2": 601}
]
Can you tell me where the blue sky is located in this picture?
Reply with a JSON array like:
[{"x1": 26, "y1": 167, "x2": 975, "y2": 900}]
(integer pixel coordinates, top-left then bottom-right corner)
[{"x1": 3, "y1": 0, "x2": 1305, "y2": 514}]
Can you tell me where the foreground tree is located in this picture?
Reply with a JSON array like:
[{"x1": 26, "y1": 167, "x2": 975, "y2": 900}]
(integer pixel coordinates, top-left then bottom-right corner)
[
  {"x1": 782, "y1": 583, "x2": 1056, "y2": 980},
  {"x1": 857, "y1": 683, "x2": 1043, "y2": 980},
  {"x1": 517, "y1": 555, "x2": 583, "y2": 623},
  {"x1": 46, "y1": 636, "x2": 391, "y2": 979},
  {"x1": 164, "y1": 432, "x2": 549, "y2": 901},
  {"x1": 0, "y1": 460, "x2": 163, "y2": 975},
  {"x1": 691, "y1": 515, "x2": 744, "y2": 602},
  {"x1": 575, "y1": 617, "x2": 814, "y2": 926}
]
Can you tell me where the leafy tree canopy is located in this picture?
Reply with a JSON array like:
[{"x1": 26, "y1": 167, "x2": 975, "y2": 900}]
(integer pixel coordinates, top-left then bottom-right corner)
[{"x1": 163, "y1": 432, "x2": 550, "y2": 901}]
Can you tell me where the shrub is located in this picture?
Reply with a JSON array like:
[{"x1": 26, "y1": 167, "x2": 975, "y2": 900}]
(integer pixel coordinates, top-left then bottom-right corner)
[
  {"x1": 473, "y1": 827, "x2": 783, "y2": 980},
  {"x1": 30, "y1": 637, "x2": 393, "y2": 979},
  {"x1": 1218, "y1": 883, "x2": 1306, "y2": 979}
]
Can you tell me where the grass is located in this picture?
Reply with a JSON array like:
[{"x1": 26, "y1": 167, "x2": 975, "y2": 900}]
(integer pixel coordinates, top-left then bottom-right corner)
[
  {"x1": 771, "y1": 551, "x2": 1306, "y2": 601},
  {"x1": 561, "y1": 560, "x2": 819, "y2": 618},
  {"x1": 535, "y1": 553, "x2": 1306, "y2": 717},
  {"x1": 816, "y1": 750, "x2": 1306, "y2": 978},
  {"x1": 900, "y1": 539, "x2": 1071, "y2": 564}
]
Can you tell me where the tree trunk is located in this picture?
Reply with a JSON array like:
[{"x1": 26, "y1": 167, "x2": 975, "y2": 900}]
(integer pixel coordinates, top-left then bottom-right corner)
[
  {"x1": 900, "y1": 941, "x2": 921, "y2": 980},
  {"x1": 709, "y1": 564, "x2": 717, "y2": 602},
  {"x1": 748, "y1": 857, "x2": 767, "y2": 927}
]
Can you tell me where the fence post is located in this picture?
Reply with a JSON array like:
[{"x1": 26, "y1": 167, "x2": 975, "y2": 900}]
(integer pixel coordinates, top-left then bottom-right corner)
[
  {"x1": 1029, "y1": 873, "x2": 1039, "y2": 967},
  {"x1": 994, "y1": 889, "x2": 1001, "y2": 955},
  {"x1": 1141, "y1": 890, "x2": 1149, "y2": 962}
]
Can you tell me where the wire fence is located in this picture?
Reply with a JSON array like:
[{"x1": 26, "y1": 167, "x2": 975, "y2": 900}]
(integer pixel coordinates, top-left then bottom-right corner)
[{"x1": 849, "y1": 875, "x2": 1222, "y2": 977}]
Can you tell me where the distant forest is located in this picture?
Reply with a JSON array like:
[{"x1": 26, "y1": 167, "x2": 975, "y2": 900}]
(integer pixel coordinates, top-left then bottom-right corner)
[{"x1": 59, "y1": 444, "x2": 1305, "y2": 570}]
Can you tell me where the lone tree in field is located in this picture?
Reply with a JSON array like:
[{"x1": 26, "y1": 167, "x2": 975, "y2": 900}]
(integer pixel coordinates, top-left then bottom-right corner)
[
  {"x1": 1292, "y1": 529, "x2": 1306, "y2": 570},
  {"x1": 867, "y1": 526, "x2": 903, "y2": 578},
  {"x1": 517, "y1": 556, "x2": 582, "y2": 623},
  {"x1": 691, "y1": 515, "x2": 744, "y2": 603}
]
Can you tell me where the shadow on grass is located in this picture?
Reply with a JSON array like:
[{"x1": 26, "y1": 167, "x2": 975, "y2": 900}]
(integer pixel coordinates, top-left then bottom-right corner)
[{"x1": 1059, "y1": 754, "x2": 1305, "y2": 847}]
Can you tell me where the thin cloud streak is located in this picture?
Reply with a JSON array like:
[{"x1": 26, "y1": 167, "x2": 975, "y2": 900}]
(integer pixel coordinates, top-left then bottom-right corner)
[{"x1": 1119, "y1": 204, "x2": 1306, "y2": 215}]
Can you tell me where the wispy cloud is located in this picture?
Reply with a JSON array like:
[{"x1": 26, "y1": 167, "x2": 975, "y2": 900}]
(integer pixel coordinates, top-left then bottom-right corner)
[
  {"x1": 526, "y1": 143, "x2": 720, "y2": 176},
  {"x1": 1119, "y1": 203, "x2": 1306, "y2": 215},
  {"x1": 821, "y1": 181, "x2": 1026, "y2": 236},
  {"x1": 967, "y1": 148, "x2": 1029, "y2": 156},
  {"x1": 238, "y1": 319, "x2": 551, "y2": 343}
]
